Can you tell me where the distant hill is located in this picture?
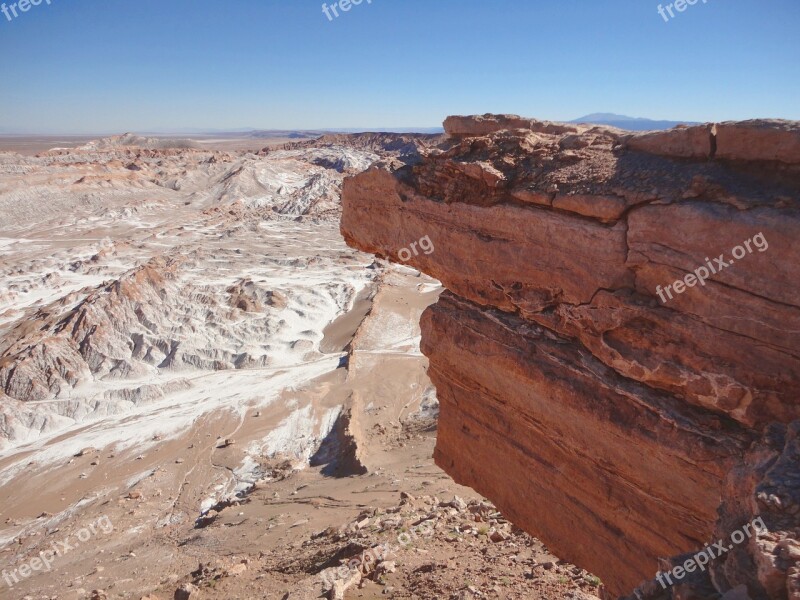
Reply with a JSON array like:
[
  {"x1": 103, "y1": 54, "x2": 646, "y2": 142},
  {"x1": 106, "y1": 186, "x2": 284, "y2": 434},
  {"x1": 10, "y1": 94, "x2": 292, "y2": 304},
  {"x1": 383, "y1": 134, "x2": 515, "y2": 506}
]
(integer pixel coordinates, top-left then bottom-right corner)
[
  {"x1": 79, "y1": 133, "x2": 201, "y2": 150},
  {"x1": 136, "y1": 127, "x2": 444, "y2": 138},
  {"x1": 571, "y1": 113, "x2": 701, "y2": 131},
  {"x1": 321, "y1": 127, "x2": 445, "y2": 134},
  {"x1": 245, "y1": 130, "x2": 326, "y2": 140}
]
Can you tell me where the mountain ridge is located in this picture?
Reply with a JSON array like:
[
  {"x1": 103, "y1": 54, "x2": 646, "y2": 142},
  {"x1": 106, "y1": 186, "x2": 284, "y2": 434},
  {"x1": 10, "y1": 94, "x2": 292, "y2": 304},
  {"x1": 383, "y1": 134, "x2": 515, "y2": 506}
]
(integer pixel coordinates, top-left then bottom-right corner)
[{"x1": 570, "y1": 112, "x2": 702, "y2": 130}]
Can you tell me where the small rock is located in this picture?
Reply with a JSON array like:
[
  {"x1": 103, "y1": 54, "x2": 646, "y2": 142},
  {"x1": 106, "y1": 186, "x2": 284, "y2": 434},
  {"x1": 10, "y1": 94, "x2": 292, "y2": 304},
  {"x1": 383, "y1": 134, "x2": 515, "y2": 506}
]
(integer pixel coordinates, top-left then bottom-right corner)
[
  {"x1": 779, "y1": 539, "x2": 800, "y2": 559},
  {"x1": 489, "y1": 529, "x2": 509, "y2": 543},
  {"x1": 226, "y1": 563, "x2": 247, "y2": 576},
  {"x1": 90, "y1": 591, "x2": 108, "y2": 600},
  {"x1": 449, "y1": 496, "x2": 468, "y2": 511},
  {"x1": 329, "y1": 569, "x2": 361, "y2": 600},
  {"x1": 290, "y1": 519, "x2": 309, "y2": 528},
  {"x1": 174, "y1": 583, "x2": 200, "y2": 600},
  {"x1": 376, "y1": 561, "x2": 396, "y2": 575},
  {"x1": 721, "y1": 585, "x2": 752, "y2": 600}
]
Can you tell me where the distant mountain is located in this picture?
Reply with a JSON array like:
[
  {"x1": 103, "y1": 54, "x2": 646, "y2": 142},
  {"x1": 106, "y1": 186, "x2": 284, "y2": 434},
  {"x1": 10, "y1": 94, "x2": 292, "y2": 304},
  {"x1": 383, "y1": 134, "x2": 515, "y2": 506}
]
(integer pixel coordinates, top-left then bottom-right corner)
[
  {"x1": 244, "y1": 130, "x2": 326, "y2": 140},
  {"x1": 136, "y1": 127, "x2": 445, "y2": 138},
  {"x1": 570, "y1": 113, "x2": 701, "y2": 131},
  {"x1": 80, "y1": 133, "x2": 201, "y2": 150},
  {"x1": 133, "y1": 129, "x2": 323, "y2": 138}
]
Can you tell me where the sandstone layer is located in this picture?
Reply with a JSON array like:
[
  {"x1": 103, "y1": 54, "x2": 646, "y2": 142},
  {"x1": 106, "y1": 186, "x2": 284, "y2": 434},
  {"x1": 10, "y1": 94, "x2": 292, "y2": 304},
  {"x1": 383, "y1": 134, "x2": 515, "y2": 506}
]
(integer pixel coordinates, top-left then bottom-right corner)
[{"x1": 341, "y1": 114, "x2": 800, "y2": 598}]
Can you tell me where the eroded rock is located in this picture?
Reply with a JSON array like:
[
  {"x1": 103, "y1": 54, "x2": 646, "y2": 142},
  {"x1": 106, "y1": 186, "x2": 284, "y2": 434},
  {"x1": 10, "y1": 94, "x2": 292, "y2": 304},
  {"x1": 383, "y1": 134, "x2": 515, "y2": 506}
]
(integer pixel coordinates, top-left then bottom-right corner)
[{"x1": 341, "y1": 113, "x2": 800, "y2": 597}]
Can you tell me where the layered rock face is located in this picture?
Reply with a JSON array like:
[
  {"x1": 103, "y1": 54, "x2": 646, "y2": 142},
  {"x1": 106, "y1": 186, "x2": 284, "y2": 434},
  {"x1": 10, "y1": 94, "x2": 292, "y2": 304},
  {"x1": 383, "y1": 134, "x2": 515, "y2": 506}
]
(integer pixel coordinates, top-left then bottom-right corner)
[{"x1": 341, "y1": 115, "x2": 800, "y2": 597}]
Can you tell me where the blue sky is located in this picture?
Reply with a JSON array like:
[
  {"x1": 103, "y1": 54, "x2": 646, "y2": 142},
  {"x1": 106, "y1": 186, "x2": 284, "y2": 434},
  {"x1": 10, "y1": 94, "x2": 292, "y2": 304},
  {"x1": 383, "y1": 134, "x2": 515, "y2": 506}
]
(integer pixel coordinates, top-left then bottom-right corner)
[{"x1": 0, "y1": 0, "x2": 798, "y2": 133}]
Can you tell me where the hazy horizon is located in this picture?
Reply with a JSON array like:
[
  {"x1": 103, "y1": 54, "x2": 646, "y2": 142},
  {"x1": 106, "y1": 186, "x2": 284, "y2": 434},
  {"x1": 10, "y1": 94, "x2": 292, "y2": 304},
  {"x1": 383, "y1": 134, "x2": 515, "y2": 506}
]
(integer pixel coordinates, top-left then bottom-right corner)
[{"x1": 0, "y1": 114, "x2": 705, "y2": 137}]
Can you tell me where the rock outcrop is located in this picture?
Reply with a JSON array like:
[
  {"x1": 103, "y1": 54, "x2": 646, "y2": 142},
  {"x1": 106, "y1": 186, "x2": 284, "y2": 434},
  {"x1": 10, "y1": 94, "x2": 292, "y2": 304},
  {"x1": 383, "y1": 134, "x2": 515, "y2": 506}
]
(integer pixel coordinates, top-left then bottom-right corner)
[{"x1": 341, "y1": 114, "x2": 800, "y2": 598}]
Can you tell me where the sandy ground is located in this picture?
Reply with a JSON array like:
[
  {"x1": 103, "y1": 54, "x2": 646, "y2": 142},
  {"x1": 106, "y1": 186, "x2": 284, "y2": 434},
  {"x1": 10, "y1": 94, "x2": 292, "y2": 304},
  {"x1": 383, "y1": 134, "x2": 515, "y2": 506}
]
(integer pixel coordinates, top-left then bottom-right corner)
[
  {"x1": 0, "y1": 135, "x2": 306, "y2": 156},
  {"x1": 0, "y1": 136, "x2": 102, "y2": 155},
  {"x1": 191, "y1": 137, "x2": 307, "y2": 153}
]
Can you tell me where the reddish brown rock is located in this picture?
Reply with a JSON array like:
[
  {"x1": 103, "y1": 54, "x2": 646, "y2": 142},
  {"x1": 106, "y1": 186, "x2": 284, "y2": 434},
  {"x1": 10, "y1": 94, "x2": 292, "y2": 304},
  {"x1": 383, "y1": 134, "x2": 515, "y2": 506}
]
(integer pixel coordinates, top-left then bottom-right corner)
[
  {"x1": 715, "y1": 120, "x2": 800, "y2": 164},
  {"x1": 627, "y1": 124, "x2": 714, "y2": 159},
  {"x1": 342, "y1": 167, "x2": 632, "y2": 312},
  {"x1": 341, "y1": 114, "x2": 800, "y2": 597},
  {"x1": 424, "y1": 292, "x2": 751, "y2": 595},
  {"x1": 443, "y1": 113, "x2": 580, "y2": 137},
  {"x1": 552, "y1": 192, "x2": 628, "y2": 222},
  {"x1": 342, "y1": 137, "x2": 800, "y2": 430}
]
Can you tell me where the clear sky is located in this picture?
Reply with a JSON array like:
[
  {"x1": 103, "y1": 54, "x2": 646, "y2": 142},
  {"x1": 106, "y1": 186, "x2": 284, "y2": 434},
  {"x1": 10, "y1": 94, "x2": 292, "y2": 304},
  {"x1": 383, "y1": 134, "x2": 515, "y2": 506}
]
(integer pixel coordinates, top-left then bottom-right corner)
[{"x1": 0, "y1": 0, "x2": 798, "y2": 133}]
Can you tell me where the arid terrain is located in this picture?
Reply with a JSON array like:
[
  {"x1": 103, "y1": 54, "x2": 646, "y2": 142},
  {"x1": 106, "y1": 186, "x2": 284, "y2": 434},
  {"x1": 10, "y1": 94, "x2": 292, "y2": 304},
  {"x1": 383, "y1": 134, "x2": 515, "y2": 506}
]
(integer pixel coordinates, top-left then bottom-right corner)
[
  {"x1": 0, "y1": 132, "x2": 602, "y2": 599},
  {"x1": 4, "y1": 115, "x2": 798, "y2": 600}
]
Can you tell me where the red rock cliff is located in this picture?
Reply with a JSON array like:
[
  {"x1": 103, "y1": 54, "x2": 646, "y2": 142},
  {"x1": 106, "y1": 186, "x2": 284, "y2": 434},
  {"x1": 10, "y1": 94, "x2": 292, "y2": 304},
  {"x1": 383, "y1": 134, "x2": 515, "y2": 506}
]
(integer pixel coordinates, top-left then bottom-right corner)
[{"x1": 341, "y1": 114, "x2": 800, "y2": 598}]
